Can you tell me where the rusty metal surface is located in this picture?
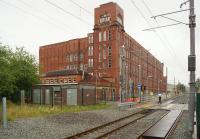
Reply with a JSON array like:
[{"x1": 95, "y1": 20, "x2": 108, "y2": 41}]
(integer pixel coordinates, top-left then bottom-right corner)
[{"x1": 142, "y1": 110, "x2": 182, "y2": 139}]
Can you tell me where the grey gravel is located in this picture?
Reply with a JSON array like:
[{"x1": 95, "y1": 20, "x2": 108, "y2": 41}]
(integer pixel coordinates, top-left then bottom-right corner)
[
  {"x1": 0, "y1": 95, "x2": 192, "y2": 139},
  {"x1": 106, "y1": 110, "x2": 168, "y2": 139},
  {"x1": 171, "y1": 111, "x2": 191, "y2": 139},
  {"x1": 172, "y1": 94, "x2": 189, "y2": 104},
  {"x1": 0, "y1": 107, "x2": 142, "y2": 139}
]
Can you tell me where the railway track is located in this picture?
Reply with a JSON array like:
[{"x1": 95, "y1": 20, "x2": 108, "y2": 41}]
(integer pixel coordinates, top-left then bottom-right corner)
[
  {"x1": 65, "y1": 109, "x2": 156, "y2": 139},
  {"x1": 66, "y1": 95, "x2": 185, "y2": 139}
]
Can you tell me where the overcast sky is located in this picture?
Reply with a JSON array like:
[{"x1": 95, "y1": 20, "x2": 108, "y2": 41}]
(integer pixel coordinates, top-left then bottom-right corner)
[{"x1": 0, "y1": 0, "x2": 199, "y2": 85}]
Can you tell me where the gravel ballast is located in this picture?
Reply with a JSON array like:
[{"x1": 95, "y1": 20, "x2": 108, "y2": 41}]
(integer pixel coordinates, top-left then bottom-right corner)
[
  {"x1": 107, "y1": 109, "x2": 168, "y2": 139},
  {"x1": 0, "y1": 108, "x2": 142, "y2": 139},
  {"x1": 0, "y1": 95, "x2": 192, "y2": 139}
]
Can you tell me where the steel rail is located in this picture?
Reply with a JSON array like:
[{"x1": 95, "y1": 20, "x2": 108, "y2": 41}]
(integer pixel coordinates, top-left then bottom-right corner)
[
  {"x1": 95, "y1": 109, "x2": 159, "y2": 139},
  {"x1": 65, "y1": 95, "x2": 184, "y2": 139},
  {"x1": 65, "y1": 109, "x2": 154, "y2": 139}
]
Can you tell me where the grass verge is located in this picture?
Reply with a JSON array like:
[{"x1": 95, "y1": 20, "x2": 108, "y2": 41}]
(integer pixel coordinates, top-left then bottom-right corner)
[{"x1": 0, "y1": 102, "x2": 110, "y2": 121}]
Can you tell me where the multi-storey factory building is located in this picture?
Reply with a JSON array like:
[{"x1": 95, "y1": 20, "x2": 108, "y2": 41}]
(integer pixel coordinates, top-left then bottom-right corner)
[{"x1": 39, "y1": 2, "x2": 167, "y2": 101}]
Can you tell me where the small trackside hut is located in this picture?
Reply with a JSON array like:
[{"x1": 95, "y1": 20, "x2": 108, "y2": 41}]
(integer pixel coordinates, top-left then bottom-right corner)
[{"x1": 31, "y1": 69, "x2": 96, "y2": 106}]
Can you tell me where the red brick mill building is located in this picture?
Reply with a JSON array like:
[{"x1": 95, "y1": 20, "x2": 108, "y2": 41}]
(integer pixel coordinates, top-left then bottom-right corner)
[{"x1": 36, "y1": 2, "x2": 167, "y2": 105}]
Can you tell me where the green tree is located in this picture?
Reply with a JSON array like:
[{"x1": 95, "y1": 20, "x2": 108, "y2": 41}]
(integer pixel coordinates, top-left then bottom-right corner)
[
  {"x1": 0, "y1": 44, "x2": 40, "y2": 99},
  {"x1": 10, "y1": 47, "x2": 40, "y2": 91},
  {"x1": 176, "y1": 82, "x2": 186, "y2": 93},
  {"x1": 0, "y1": 45, "x2": 16, "y2": 96}
]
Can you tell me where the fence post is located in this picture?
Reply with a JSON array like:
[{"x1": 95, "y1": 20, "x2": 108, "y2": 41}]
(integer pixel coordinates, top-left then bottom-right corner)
[
  {"x1": 20, "y1": 90, "x2": 25, "y2": 105},
  {"x1": 2, "y1": 97, "x2": 7, "y2": 128}
]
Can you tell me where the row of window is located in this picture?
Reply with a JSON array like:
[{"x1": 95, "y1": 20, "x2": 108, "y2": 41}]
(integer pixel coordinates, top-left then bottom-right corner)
[
  {"x1": 88, "y1": 31, "x2": 112, "y2": 43},
  {"x1": 65, "y1": 63, "x2": 85, "y2": 71},
  {"x1": 65, "y1": 64, "x2": 78, "y2": 70},
  {"x1": 99, "y1": 30, "x2": 112, "y2": 42},
  {"x1": 98, "y1": 45, "x2": 112, "y2": 62},
  {"x1": 87, "y1": 58, "x2": 112, "y2": 68},
  {"x1": 66, "y1": 53, "x2": 84, "y2": 62}
]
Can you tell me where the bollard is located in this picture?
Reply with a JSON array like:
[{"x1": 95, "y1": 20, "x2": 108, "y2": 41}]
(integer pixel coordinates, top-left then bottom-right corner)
[
  {"x1": 20, "y1": 90, "x2": 25, "y2": 105},
  {"x1": 2, "y1": 97, "x2": 7, "y2": 128}
]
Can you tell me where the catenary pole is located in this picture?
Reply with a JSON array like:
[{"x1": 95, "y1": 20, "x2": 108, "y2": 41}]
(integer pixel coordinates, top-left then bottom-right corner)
[{"x1": 188, "y1": 0, "x2": 196, "y2": 136}]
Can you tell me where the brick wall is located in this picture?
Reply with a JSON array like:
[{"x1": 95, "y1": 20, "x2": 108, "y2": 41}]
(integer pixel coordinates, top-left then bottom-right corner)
[{"x1": 39, "y1": 2, "x2": 167, "y2": 98}]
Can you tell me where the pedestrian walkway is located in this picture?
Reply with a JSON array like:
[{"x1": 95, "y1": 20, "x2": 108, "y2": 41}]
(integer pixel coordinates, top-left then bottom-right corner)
[{"x1": 126, "y1": 94, "x2": 178, "y2": 110}]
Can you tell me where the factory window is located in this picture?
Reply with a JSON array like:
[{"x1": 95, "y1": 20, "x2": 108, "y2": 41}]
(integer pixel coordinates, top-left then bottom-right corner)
[
  {"x1": 70, "y1": 54, "x2": 73, "y2": 62},
  {"x1": 74, "y1": 65, "x2": 77, "y2": 70},
  {"x1": 88, "y1": 58, "x2": 93, "y2": 67},
  {"x1": 103, "y1": 31, "x2": 106, "y2": 41},
  {"x1": 74, "y1": 53, "x2": 78, "y2": 61},
  {"x1": 108, "y1": 30, "x2": 112, "y2": 40},
  {"x1": 108, "y1": 46, "x2": 112, "y2": 56},
  {"x1": 108, "y1": 59, "x2": 112, "y2": 68},
  {"x1": 99, "y1": 32, "x2": 102, "y2": 42},
  {"x1": 99, "y1": 52, "x2": 102, "y2": 62},
  {"x1": 99, "y1": 45, "x2": 102, "y2": 62},
  {"x1": 88, "y1": 34, "x2": 93, "y2": 44},
  {"x1": 80, "y1": 52, "x2": 83, "y2": 61},
  {"x1": 80, "y1": 63, "x2": 83, "y2": 70},
  {"x1": 88, "y1": 46, "x2": 93, "y2": 56}
]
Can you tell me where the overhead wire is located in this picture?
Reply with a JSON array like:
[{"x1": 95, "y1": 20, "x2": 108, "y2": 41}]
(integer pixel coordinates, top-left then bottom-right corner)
[
  {"x1": 130, "y1": 0, "x2": 187, "y2": 77},
  {"x1": 18, "y1": 0, "x2": 76, "y2": 35},
  {"x1": 44, "y1": 0, "x2": 93, "y2": 27},
  {"x1": 0, "y1": 0, "x2": 75, "y2": 36},
  {"x1": 69, "y1": 0, "x2": 94, "y2": 16},
  {"x1": 141, "y1": 0, "x2": 188, "y2": 76}
]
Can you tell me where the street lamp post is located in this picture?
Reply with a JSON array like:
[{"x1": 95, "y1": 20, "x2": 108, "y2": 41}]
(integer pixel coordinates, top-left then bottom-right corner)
[
  {"x1": 120, "y1": 45, "x2": 125, "y2": 103},
  {"x1": 138, "y1": 65, "x2": 141, "y2": 103},
  {"x1": 158, "y1": 80, "x2": 162, "y2": 94},
  {"x1": 125, "y1": 65, "x2": 128, "y2": 101}
]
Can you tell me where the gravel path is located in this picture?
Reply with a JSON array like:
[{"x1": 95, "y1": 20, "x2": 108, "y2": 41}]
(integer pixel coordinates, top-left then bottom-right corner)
[{"x1": 0, "y1": 108, "x2": 142, "y2": 139}]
